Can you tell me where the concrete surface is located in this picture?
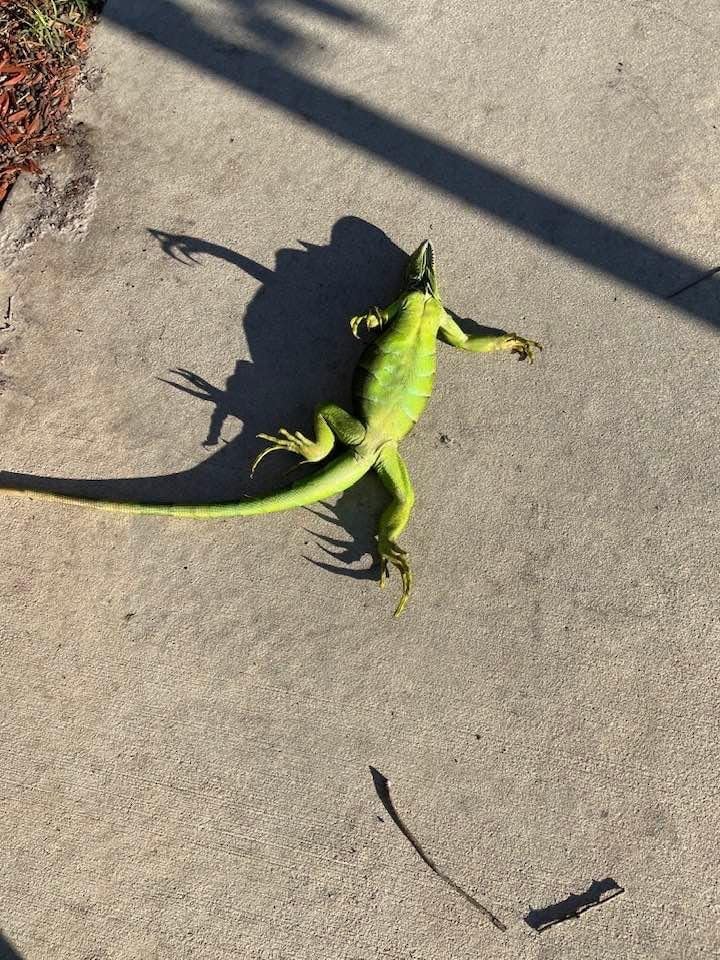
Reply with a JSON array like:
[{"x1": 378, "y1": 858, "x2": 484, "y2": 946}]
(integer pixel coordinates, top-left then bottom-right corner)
[{"x1": 1, "y1": 1, "x2": 718, "y2": 957}]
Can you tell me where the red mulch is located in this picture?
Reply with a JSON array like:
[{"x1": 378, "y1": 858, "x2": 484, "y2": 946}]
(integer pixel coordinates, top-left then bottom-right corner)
[{"x1": 0, "y1": 1, "x2": 102, "y2": 206}]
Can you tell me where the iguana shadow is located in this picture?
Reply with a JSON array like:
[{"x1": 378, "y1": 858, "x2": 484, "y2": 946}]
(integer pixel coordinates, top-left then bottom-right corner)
[{"x1": 1, "y1": 216, "x2": 406, "y2": 578}]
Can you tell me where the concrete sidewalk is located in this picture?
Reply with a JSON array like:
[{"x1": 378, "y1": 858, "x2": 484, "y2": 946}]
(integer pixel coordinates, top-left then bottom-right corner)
[{"x1": 0, "y1": 1, "x2": 718, "y2": 957}]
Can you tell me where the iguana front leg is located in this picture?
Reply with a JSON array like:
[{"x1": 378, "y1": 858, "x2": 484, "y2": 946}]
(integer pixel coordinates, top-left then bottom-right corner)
[
  {"x1": 252, "y1": 403, "x2": 365, "y2": 476},
  {"x1": 438, "y1": 311, "x2": 542, "y2": 362},
  {"x1": 350, "y1": 297, "x2": 404, "y2": 339},
  {"x1": 374, "y1": 445, "x2": 415, "y2": 617}
]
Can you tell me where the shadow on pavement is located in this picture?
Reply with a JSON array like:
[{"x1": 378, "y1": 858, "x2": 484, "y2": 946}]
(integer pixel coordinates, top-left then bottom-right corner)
[
  {"x1": 0, "y1": 216, "x2": 405, "y2": 574},
  {"x1": 0, "y1": 932, "x2": 24, "y2": 960}
]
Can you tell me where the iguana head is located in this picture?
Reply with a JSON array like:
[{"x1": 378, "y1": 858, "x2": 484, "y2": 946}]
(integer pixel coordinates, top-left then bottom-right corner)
[{"x1": 404, "y1": 240, "x2": 439, "y2": 298}]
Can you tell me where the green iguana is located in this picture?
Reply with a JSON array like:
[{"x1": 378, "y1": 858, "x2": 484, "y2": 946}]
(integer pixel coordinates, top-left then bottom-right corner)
[{"x1": 0, "y1": 241, "x2": 541, "y2": 615}]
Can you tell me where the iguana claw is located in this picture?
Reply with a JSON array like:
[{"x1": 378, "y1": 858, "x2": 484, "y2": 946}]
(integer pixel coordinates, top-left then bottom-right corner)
[
  {"x1": 504, "y1": 334, "x2": 543, "y2": 363},
  {"x1": 350, "y1": 307, "x2": 385, "y2": 339},
  {"x1": 378, "y1": 537, "x2": 412, "y2": 617}
]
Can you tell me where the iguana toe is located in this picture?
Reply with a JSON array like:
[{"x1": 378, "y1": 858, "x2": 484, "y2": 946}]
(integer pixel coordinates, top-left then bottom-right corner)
[
  {"x1": 350, "y1": 307, "x2": 385, "y2": 339},
  {"x1": 252, "y1": 429, "x2": 326, "y2": 477},
  {"x1": 377, "y1": 538, "x2": 412, "y2": 617},
  {"x1": 504, "y1": 334, "x2": 542, "y2": 363}
]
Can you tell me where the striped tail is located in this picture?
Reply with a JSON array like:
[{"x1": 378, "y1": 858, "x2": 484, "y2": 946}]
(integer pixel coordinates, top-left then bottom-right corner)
[{"x1": 0, "y1": 450, "x2": 374, "y2": 519}]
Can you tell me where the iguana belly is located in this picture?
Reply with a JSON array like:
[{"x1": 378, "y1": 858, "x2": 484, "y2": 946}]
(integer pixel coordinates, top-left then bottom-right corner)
[{"x1": 353, "y1": 333, "x2": 437, "y2": 439}]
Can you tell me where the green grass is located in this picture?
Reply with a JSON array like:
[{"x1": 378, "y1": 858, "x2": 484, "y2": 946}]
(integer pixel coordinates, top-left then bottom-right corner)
[
  {"x1": 12, "y1": 1, "x2": 102, "y2": 60},
  {"x1": 22, "y1": 4, "x2": 64, "y2": 55}
]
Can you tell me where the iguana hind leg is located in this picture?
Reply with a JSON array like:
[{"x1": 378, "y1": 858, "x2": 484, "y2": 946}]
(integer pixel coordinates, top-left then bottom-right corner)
[
  {"x1": 374, "y1": 445, "x2": 415, "y2": 617},
  {"x1": 252, "y1": 403, "x2": 365, "y2": 475}
]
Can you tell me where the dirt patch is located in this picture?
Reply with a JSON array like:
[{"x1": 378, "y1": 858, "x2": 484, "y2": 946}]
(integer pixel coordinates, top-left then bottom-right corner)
[
  {"x1": 17, "y1": 167, "x2": 96, "y2": 243},
  {"x1": 0, "y1": 118, "x2": 97, "y2": 263}
]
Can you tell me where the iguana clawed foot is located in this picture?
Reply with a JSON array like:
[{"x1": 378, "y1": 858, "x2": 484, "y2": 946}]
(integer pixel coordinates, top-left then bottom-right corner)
[
  {"x1": 252, "y1": 429, "x2": 324, "y2": 476},
  {"x1": 350, "y1": 307, "x2": 386, "y2": 339},
  {"x1": 504, "y1": 334, "x2": 542, "y2": 363},
  {"x1": 377, "y1": 536, "x2": 412, "y2": 617}
]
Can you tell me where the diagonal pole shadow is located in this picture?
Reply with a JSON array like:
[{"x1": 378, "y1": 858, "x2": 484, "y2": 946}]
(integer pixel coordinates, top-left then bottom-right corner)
[
  {"x1": 0, "y1": 931, "x2": 24, "y2": 960},
  {"x1": 103, "y1": 0, "x2": 719, "y2": 329}
]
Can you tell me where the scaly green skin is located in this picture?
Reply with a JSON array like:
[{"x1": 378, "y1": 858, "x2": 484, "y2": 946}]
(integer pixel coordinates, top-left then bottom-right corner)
[{"x1": 0, "y1": 242, "x2": 541, "y2": 615}]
